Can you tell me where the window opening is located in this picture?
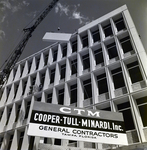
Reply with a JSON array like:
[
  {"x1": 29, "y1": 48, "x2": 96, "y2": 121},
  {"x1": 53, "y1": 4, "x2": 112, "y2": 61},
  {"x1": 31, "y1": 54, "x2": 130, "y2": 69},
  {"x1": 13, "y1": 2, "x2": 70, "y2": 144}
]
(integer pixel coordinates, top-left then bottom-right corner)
[
  {"x1": 14, "y1": 84, "x2": 19, "y2": 99},
  {"x1": 107, "y1": 42, "x2": 118, "y2": 59},
  {"x1": 54, "y1": 139, "x2": 61, "y2": 145},
  {"x1": 127, "y1": 61, "x2": 143, "y2": 83},
  {"x1": 47, "y1": 93, "x2": 52, "y2": 103},
  {"x1": 117, "y1": 101, "x2": 135, "y2": 130},
  {"x1": 103, "y1": 24, "x2": 113, "y2": 37},
  {"x1": 53, "y1": 49, "x2": 58, "y2": 62},
  {"x1": 60, "y1": 64, "x2": 66, "y2": 79},
  {"x1": 82, "y1": 35, "x2": 88, "y2": 48},
  {"x1": 111, "y1": 68, "x2": 125, "y2": 89},
  {"x1": 50, "y1": 69, "x2": 55, "y2": 84},
  {"x1": 22, "y1": 81, "x2": 27, "y2": 96},
  {"x1": 82, "y1": 54, "x2": 90, "y2": 70},
  {"x1": 71, "y1": 59, "x2": 77, "y2": 75},
  {"x1": 97, "y1": 73, "x2": 108, "y2": 94},
  {"x1": 24, "y1": 101, "x2": 31, "y2": 119},
  {"x1": 6, "y1": 107, "x2": 12, "y2": 125},
  {"x1": 7, "y1": 134, "x2": 14, "y2": 150},
  {"x1": 83, "y1": 79, "x2": 92, "y2": 99},
  {"x1": 17, "y1": 131, "x2": 24, "y2": 150},
  {"x1": 115, "y1": 17, "x2": 126, "y2": 31},
  {"x1": 92, "y1": 29, "x2": 100, "y2": 42},
  {"x1": 70, "y1": 84, "x2": 77, "y2": 104},
  {"x1": 15, "y1": 104, "x2": 21, "y2": 122},
  {"x1": 0, "y1": 109, "x2": 4, "y2": 121},
  {"x1": 44, "y1": 53, "x2": 49, "y2": 66},
  {"x1": 36, "y1": 57, "x2": 40, "y2": 70},
  {"x1": 58, "y1": 89, "x2": 64, "y2": 105},
  {"x1": 72, "y1": 40, "x2": 77, "y2": 53},
  {"x1": 136, "y1": 97, "x2": 147, "y2": 127},
  {"x1": 0, "y1": 136, "x2": 4, "y2": 148},
  {"x1": 94, "y1": 48, "x2": 104, "y2": 65},
  {"x1": 62, "y1": 45, "x2": 67, "y2": 57},
  {"x1": 28, "y1": 136, "x2": 35, "y2": 150},
  {"x1": 120, "y1": 36, "x2": 133, "y2": 53}
]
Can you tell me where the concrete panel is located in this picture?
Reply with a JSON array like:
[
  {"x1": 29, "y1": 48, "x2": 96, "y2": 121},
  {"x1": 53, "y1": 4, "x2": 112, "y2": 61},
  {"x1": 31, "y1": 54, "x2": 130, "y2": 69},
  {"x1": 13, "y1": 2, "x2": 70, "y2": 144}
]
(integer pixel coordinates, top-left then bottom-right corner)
[{"x1": 43, "y1": 32, "x2": 72, "y2": 42}]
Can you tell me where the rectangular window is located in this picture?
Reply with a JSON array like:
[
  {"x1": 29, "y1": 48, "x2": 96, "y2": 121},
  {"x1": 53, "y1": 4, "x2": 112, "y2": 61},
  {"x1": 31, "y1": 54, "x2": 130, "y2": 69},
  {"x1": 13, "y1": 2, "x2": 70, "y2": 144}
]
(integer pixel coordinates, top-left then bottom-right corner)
[
  {"x1": 120, "y1": 36, "x2": 133, "y2": 53},
  {"x1": 7, "y1": 134, "x2": 14, "y2": 150},
  {"x1": 92, "y1": 29, "x2": 100, "y2": 42},
  {"x1": 37, "y1": 97, "x2": 41, "y2": 102},
  {"x1": 82, "y1": 54, "x2": 90, "y2": 70},
  {"x1": 44, "y1": 53, "x2": 49, "y2": 66},
  {"x1": 22, "y1": 81, "x2": 27, "y2": 96},
  {"x1": 127, "y1": 61, "x2": 143, "y2": 83},
  {"x1": 0, "y1": 109, "x2": 4, "y2": 121},
  {"x1": 53, "y1": 49, "x2": 58, "y2": 62},
  {"x1": 14, "y1": 84, "x2": 19, "y2": 99},
  {"x1": 103, "y1": 24, "x2": 113, "y2": 37},
  {"x1": 15, "y1": 104, "x2": 21, "y2": 122},
  {"x1": 54, "y1": 139, "x2": 61, "y2": 145},
  {"x1": 32, "y1": 76, "x2": 36, "y2": 86},
  {"x1": 70, "y1": 84, "x2": 77, "y2": 104},
  {"x1": 20, "y1": 65, "x2": 24, "y2": 77},
  {"x1": 94, "y1": 48, "x2": 104, "y2": 65},
  {"x1": 36, "y1": 57, "x2": 40, "y2": 70},
  {"x1": 115, "y1": 17, "x2": 126, "y2": 31},
  {"x1": 117, "y1": 102, "x2": 135, "y2": 131},
  {"x1": 111, "y1": 68, "x2": 125, "y2": 89},
  {"x1": 83, "y1": 79, "x2": 92, "y2": 99},
  {"x1": 97, "y1": 73, "x2": 108, "y2": 94},
  {"x1": 28, "y1": 61, "x2": 32, "y2": 73},
  {"x1": 28, "y1": 136, "x2": 35, "y2": 150},
  {"x1": 107, "y1": 42, "x2": 118, "y2": 59},
  {"x1": 41, "y1": 73, "x2": 45, "y2": 86},
  {"x1": 50, "y1": 69, "x2": 55, "y2": 84},
  {"x1": 6, "y1": 87, "x2": 11, "y2": 102},
  {"x1": 17, "y1": 131, "x2": 24, "y2": 150},
  {"x1": 47, "y1": 93, "x2": 52, "y2": 103},
  {"x1": 72, "y1": 40, "x2": 77, "y2": 53},
  {"x1": 71, "y1": 59, "x2": 77, "y2": 75},
  {"x1": 136, "y1": 97, "x2": 147, "y2": 127},
  {"x1": 24, "y1": 101, "x2": 31, "y2": 119},
  {"x1": 6, "y1": 107, "x2": 12, "y2": 125},
  {"x1": 58, "y1": 89, "x2": 64, "y2": 105},
  {"x1": 82, "y1": 35, "x2": 88, "y2": 48},
  {"x1": 62, "y1": 45, "x2": 67, "y2": 57},
  {"x1": 60, "y1": 64, "x2": 66, "y2": 79},
  {"x1": 0, "y1": 136, "x2": 3, "y2": 148}
]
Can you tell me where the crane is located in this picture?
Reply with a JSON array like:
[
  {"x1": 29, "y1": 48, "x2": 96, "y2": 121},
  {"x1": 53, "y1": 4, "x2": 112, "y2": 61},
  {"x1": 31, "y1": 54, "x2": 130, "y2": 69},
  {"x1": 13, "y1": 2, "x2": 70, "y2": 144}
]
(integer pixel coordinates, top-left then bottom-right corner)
[{"x1": 0, "y1": 0, "x2": 59, "y2": 89}]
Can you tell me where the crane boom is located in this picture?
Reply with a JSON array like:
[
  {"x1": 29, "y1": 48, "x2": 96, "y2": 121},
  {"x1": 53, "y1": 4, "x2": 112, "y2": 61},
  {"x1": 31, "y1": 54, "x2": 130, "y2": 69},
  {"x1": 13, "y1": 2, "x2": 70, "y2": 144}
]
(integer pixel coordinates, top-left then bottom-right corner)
[{"x1": 0, "y1": 0, "x2": 59, "y2": 89}]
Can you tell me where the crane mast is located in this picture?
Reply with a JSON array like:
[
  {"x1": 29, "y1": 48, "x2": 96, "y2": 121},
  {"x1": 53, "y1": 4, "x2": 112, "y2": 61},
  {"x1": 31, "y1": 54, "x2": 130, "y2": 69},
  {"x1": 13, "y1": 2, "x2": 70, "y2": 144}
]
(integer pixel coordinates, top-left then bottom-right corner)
[{"x1": 0, "y1": 0, "x2": 59, "y2": 89}]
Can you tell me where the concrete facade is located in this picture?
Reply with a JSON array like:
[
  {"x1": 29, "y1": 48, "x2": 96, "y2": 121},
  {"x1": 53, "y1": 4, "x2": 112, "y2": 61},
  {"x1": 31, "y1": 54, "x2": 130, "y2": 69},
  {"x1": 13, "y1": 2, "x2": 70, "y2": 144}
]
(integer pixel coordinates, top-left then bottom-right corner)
[{"x1": 0, "y1": 5, "x2": 147, "y2": 150}]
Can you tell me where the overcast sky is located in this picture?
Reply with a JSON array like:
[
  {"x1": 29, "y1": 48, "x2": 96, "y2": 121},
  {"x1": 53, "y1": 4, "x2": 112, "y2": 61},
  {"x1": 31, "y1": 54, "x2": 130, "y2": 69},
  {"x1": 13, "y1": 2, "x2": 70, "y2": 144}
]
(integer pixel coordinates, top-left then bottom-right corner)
[{"x1": 0, "y1": 0, "x2": 147, "y2": 68}]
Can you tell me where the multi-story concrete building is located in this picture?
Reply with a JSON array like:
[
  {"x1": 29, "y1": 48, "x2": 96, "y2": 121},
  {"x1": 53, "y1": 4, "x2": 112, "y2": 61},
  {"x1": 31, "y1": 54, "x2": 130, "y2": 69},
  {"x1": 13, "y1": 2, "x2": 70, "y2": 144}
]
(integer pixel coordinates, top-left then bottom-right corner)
[{"x1": 0, "y1": 5, "x2": 147, "y2": 150}]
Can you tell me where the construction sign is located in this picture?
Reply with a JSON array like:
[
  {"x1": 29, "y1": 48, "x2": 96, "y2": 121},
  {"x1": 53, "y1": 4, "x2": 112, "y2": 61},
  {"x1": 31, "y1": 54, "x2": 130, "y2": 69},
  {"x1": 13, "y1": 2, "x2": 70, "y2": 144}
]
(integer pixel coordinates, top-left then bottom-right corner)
[{"x1": 27, "y1": 101, "x2": 128, "y2": 145}]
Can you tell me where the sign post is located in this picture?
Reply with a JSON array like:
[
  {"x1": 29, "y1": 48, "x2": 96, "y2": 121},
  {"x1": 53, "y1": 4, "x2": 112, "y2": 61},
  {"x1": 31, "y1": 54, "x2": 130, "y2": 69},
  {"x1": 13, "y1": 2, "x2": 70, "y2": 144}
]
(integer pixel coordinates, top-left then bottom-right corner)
[{"x1": 28, "y1": 101, "x2": 128, "y2": 145}]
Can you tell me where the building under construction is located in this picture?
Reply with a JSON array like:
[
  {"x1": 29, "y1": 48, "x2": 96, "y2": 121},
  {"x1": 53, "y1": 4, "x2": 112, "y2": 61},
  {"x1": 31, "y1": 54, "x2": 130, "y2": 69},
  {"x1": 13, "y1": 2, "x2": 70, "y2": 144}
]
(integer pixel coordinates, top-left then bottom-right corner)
[{"x1": 0, "y1": 5, "x2": 147, "y2": 150}]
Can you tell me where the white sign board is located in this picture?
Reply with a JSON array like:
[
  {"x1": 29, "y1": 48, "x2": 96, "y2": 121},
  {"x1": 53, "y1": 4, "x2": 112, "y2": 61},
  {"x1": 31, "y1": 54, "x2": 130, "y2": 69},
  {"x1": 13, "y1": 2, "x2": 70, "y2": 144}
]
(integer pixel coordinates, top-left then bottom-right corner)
[{"x1": 28, "y1": 101, "x2": 128, "y2": 145}]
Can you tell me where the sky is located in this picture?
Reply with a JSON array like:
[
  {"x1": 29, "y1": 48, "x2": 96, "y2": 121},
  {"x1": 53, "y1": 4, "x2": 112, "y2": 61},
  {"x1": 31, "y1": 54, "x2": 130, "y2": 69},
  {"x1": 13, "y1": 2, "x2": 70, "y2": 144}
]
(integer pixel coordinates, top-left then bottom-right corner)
[{"x1": 0, "y1": 0, "x2": 147, "y2": 69}]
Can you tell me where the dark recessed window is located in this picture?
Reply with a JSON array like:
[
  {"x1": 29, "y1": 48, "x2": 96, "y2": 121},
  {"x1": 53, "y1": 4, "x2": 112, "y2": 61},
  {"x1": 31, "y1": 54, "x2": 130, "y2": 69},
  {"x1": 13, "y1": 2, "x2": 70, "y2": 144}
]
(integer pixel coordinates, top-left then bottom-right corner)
[
  {"x1": 82, "y1": 35, "x2": 88, "y2": 48},
  {"x1": 115, "y1": 17, "x2": 126, "y2": 31},
  {"x1": 58, "y1": 89, "x2": 64, "y2": 105},
  {"x1": 92, "y1": 29, "x2": 100, "y2": 42},
  {"x1": 15, "y1": 104, "x2": 21, "y2": 122},
  {"x1": 7, "y1": 134, "x2": 14, "y2": 150},
  {"x1": 97, "y1": 73, "x2": 108, "y2": 94},
  {"x1": 60, "y1": 64, "x2": 66, "y2": 79},
  {"x1": 71, "y1": 59, "x2": 77, "y2": 75},
  {"x1": 120, "y1": 36, "x2": 133, "y2": 53},
  {"x1": 44, "y1": 53, "x2": 49, "y2": 66},
  {"x1": 53, "y1": 49, "x2": 58, "y2": 62},
  {"x1": 107, "y1": 42, "x2": 118, "y2": 59},
  {"x1": 47, "y1": 93, "x2": 52, "y2": 103},
  {"x1": 17, "y1": 131, "x2": 24, "y2": 150},
  {"x1": 82, "y1": 54, "x2": 90, "y2": 70},
  {"x1": 72, "y1": 40, "x2": 77, "y2": 53},
  {"x1": 50, "y1": 69, "x2": 55, "y2": 84},
  {"x1": 70, "y1": 84, "x2": 77, "y2": 104},
  {"x1": 136, "y1": 97, "x2": 147, "y2": 127},
  {"x1": 62, "y1": 45, "x2": 67, "y2": 57},
  {"x1": 6, "y1": 107, "x2": 12, "y2": 125},
  {"x1": 127, "y1": 61, "x2": 143, "y2": 83},
  {"x1": 111, "y1": 68, "x2": 125, "y2": 89},
  {"x1": 103, "y1": 24, "x2": 113, "y2": 37},
  {"x1": 24, "y1": 101, "x2": 31, "y2": 119},
  {"x1": 94, "y1": 48, "x2": 104, "y2": 65},
  {"x1": 83, "y1": 79, "x2": 92, "y2": 99},
  {"x1": 117, "y1": 101, "x2": 135, "y2": 131},
  {"x1": 36, "y1": 57, "x2": 40, "y2": 70}
]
